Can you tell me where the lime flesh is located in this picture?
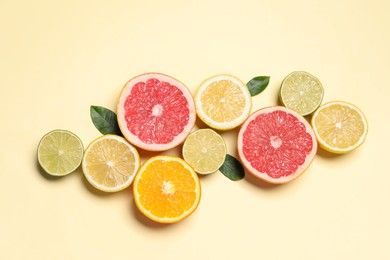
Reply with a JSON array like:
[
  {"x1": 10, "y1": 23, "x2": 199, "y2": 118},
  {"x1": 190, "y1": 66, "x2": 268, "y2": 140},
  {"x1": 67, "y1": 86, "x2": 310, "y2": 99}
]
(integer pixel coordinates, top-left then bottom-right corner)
[
  {"x1": 37, "y1": 129, "x2": 84, "y2": 176},
  {"x1": 182, "y1": 128, "x2": 227, "y2": 174},
  {"x1": 280, "y1": 71, "x2": 324, "y2": 116}
]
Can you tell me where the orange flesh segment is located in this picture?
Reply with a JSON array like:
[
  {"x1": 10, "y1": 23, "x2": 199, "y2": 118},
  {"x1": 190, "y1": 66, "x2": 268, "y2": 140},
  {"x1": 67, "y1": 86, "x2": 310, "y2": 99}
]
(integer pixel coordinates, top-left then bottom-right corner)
[{"x1": 137, "y1": 160, "x2": 198, "y2": 219}]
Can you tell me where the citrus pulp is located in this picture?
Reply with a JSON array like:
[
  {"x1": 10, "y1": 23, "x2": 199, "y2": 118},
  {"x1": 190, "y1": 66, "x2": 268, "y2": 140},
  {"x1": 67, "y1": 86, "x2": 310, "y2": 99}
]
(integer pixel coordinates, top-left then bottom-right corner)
[
  {"x1": 117, "y1": 73, "x2": 196, "y2": 151},
  {"x1": 37, "y1": 129, "x2": 84, "y2": 176},
  {"x1": 133, "y1": 156, "x2": 201, "y2": 224},
  {"x1": 82, "y1": 135, "x2": 140, "y2": 192},
  {"x1": 182, "y1": 128, "x2": 227, "y2": 174},
  {"x1": 311, "y1": 101, "x2": 368, "y2": 154},
  {"x1": 280, "y1": 71, "x2": 324, "y2": 116},
  {"x1": 195, "y1": 74, "x2": 252, "y2": 130},
  {"x1": 237, "y1": 106, "x2": 317, "y2": 184}
]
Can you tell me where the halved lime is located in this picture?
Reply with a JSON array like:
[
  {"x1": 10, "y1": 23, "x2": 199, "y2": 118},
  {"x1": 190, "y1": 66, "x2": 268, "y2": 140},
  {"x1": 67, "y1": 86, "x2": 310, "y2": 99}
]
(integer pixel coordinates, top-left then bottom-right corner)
[
  {"x1": 280, "y1": 71, "x2": 324, "y2": 116},
  {"x1": 182, "y1": 128, "x2": 227, "y2": 174},
  {"x1": 37, "y1": 129, "x2": 84, "y2": 176}
]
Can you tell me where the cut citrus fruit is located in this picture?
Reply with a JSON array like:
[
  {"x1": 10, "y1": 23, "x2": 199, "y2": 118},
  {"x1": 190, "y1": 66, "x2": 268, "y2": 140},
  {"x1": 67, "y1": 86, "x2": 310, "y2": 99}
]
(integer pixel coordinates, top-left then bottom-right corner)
[
  {"x1": 311, "y1": 101, "x2": 368, "y2": 154},
  {"x1": 182, "y1": 128, "x2": 227, "y2": 174},
  {"x1": 237, "y1": 106, "x2": 317, "y2": 184},
  {"x1": 82, "y1": 135, "x2": 140, "y2": 192},
  {"x1": 195, "y1": 74, "x2": 252, "y2": 130},
  {"x1": 133, "y1": 156, "x2": 201, "y2": 224},
  {"x1": 37, "y1": 129, "x2": 84, "y2": 176},
  {"x1": 117, "y1": 73, "x2": 196, "y2": 151},
  {"x1": 280, "y1": 71, "x2": 324, "y2": 116}
]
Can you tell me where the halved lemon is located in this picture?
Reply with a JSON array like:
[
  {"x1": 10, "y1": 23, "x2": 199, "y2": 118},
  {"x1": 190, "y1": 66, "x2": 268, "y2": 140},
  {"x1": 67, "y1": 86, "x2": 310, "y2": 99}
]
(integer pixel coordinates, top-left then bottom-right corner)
[
  {"x1": 195, "y1": 74, "x2": 252, "y2": 130},
  {"x1": 280, "y1": 71, "x2": 324, "y2": 116},
  {"x1": 311, "y1": 101, "x2": 368, "y2": 154},
  {"x1": 133, "y1": 156, "x2": 201, "y2": 224},
  {"x1": 37, "y1": 129, "x2": 84, "y2": 176},
  {"x1": 182, "y1": 128, "x2": 227, "y2": 174},
  {"x1": 82, "y1": 135, "x2": 140, "y2": 192}
]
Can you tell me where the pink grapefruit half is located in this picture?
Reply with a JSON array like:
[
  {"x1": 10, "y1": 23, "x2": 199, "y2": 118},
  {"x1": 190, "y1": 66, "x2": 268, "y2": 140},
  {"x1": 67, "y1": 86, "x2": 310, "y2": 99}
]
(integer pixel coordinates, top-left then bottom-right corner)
[
  {"x1": 117, "y1": 73, "x2": 196, "y2": 151},
  {"x1": 237, "y1": 106, "x2": 317, "y2": 184}
]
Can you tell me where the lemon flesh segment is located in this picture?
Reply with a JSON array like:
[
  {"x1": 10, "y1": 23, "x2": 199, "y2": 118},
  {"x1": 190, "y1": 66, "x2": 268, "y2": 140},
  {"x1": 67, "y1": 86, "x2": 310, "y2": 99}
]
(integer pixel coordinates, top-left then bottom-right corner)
[
  {"x1": 182, "y1": 128, "x2": 227, "y2": 174},
  {"x1": 82, "y1": 135, "x2": 140, "y2": 192},
  {"x1": 280, "y1": 71, "x2": 324, "y2": 116},
  {"x1": 37, "y1": 130, "x2": 84, "y2": 176},
  {"x1": 196, "y1": 75, "x2": 252, "y2": 130},
  {"x1": 311, "y1": 101, "x2": 368, "y2": 154}
]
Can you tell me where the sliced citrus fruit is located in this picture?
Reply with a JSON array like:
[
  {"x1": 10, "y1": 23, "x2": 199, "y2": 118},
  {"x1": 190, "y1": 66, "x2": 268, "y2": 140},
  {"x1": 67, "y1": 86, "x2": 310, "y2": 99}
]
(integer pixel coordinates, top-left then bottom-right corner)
[
  {"x1": 195, "y1": 74, "x2": 252, "y2": 130},
  {"x1": 237, "y1": 106, "x2": 317, "y2": 184},
  {"x1": 182, "y1": 128, "x2": 227, "y2": 174},
  {"x1": 311, "y1": 101, "x2": 368, "y2": 154},
  {"x1": 133, "y1": 156, "x2": 201, "y2": 224},
  {"x1": 117, "y1": 73, "x2": 196, "y2": 151},
  {"x1": 37, "y1": 129, "x2": 84, "y2": 176},
  {"x1": 82, "y1": 135, "x2": 140, "y2": 192},
  {"x1": 280, "y1": 71, "x2": 324, "y2": 116}
]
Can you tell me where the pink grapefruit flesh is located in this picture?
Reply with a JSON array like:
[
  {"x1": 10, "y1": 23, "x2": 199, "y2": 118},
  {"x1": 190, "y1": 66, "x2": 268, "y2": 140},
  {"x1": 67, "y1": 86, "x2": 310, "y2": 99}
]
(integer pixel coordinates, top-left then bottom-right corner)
[
  {"x1": 237, "y1": 106, "x2": 317, "y2": 184},
  {"x1": 117, "y1": 73, "x2": 196, "y2": 151}
]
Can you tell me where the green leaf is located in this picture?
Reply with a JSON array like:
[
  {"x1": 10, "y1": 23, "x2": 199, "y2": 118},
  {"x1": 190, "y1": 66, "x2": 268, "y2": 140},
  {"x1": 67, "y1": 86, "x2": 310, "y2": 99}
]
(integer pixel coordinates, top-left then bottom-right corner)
[
  {"x1": 246, "y1": 76, "x2": 270, "y2": 96},
  {"x1": 90, "y1": 105, "x2": 122, "y2": 135},
  {"x1": 219, "y1": 154, "x2": 245, "y2": 181}
]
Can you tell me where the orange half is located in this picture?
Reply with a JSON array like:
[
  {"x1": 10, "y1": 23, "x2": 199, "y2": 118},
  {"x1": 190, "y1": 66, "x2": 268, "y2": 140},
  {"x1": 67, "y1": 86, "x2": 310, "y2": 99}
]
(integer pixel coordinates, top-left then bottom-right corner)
[{"x1": 133, "y1": 156, "x2": 201, "y2": 224}]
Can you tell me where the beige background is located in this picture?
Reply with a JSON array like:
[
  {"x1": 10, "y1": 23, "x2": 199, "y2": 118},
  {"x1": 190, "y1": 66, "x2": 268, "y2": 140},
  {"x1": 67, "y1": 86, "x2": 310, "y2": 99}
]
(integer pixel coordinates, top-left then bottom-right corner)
[{"x1": 1, "y1": 0, "x2": 389, "y2": 259}]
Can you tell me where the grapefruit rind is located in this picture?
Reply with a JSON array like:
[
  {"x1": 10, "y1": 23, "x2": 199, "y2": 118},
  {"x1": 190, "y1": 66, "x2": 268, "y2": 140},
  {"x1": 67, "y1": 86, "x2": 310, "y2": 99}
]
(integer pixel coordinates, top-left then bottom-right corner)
[
  {"x1": 133, "y1": 156, "x2": 201, "y2": 224},
  {"x1": 195, "y1": 74, "x2": 252, "y2": 130},
  {"x1": 237, "y1": 106, "x2": 317, "y2": 184},
  {"x1": 117, "y1": 73, "x2": 196, "y2": 151},
  {"x1": 311, "y1": 101, "x2": 368, "y2": 154}
]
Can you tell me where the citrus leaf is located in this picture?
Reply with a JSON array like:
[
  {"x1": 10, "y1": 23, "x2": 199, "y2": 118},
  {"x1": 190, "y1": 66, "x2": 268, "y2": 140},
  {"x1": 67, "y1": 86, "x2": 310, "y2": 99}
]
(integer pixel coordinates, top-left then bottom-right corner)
[
  {"x1": 246, "y1": 76, "x2": 270, "y2": 96},
  {"x1": 90, "y1": 105, "x2": 122, "y2": 135},
  {"x1": 219, "y1": 154, "x2": 245, "y2": 181}
]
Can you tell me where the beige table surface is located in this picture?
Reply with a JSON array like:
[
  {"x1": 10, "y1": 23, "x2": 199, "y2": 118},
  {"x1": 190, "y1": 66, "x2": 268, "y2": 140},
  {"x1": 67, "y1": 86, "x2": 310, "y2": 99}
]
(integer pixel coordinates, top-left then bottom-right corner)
[{"x1": 1, "y1": 0, "x2": 389, "y2": 259}]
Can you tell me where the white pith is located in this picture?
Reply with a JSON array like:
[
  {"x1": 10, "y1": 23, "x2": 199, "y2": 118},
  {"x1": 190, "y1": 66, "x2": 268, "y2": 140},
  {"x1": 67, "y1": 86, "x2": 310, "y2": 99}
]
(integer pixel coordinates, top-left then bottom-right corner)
[{"x1": 162, "y1": 181, "x2": 175, "y2": 195}]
